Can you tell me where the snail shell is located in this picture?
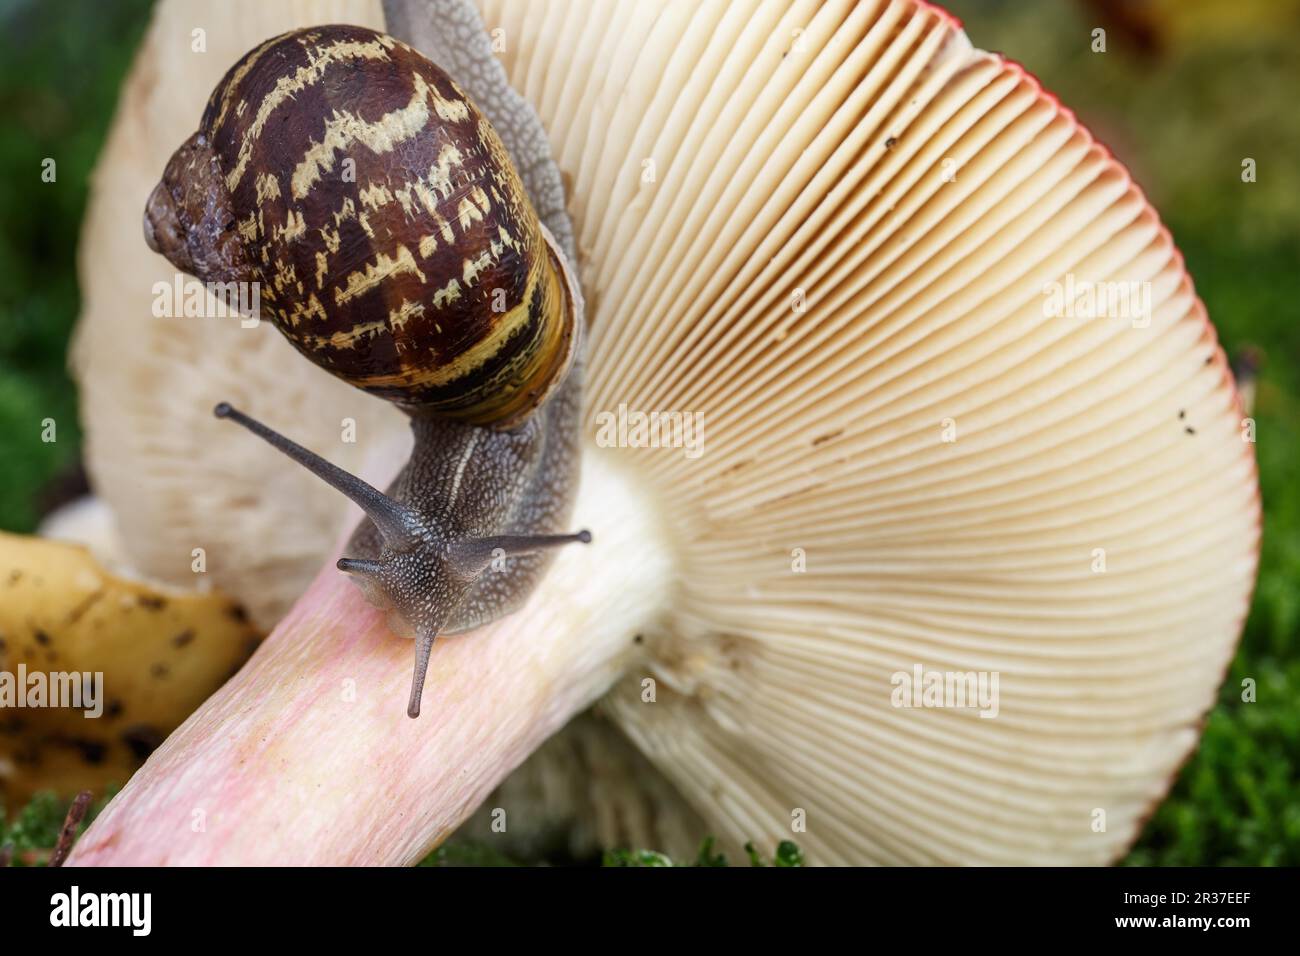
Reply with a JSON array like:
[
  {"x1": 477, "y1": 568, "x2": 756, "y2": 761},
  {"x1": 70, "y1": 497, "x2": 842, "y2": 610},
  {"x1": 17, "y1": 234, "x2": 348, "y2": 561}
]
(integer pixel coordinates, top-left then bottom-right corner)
[{"x1": 144, "y1": 24, "x2": 577, "y2": 428}]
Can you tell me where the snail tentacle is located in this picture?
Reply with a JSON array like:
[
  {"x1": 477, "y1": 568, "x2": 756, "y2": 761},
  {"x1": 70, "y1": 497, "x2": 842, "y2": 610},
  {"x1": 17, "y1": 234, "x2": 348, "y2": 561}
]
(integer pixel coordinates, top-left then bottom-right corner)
[
  {"x1": 408, "y1": 627, "x2": 439, "y2": 719},
  {"x1": 213, "y1": 403, "x2": 419, "y2": 545},
  {"x1": 449, "y1": 531, "x2": 593, "y2": 577},
  {"x1": 336, "y1": 558, "x2": 385, "y2": 576}
]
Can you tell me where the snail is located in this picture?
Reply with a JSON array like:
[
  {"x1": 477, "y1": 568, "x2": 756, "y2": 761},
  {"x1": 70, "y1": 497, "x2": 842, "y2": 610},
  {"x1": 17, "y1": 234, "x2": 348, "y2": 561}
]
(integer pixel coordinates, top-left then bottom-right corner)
[{"x1": 141, "y1": 24, "x2": 590, "y2": 718}]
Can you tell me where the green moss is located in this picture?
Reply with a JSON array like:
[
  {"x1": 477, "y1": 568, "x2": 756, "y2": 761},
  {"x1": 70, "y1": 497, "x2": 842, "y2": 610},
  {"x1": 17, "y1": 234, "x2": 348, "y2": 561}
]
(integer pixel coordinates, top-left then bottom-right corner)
[
  {"x1": 600, "y1": 838, "x2": 803, "y2": 868},
  {"x1": 0, "y1": 792, "x2": 67, "y2": 860},
  {"x1": 418, "y1": 842, "x2": 524, "y2": 867},
  {"x1": 0, "y1": 0, "x2": 152, "y2": 531},
  {"x1": 0, "y1": 788, "x2": 116, "y2": 866},
  {"x1": 694, "y1": 836, "x2": 728, "y2": 867},
  {"x1": 602, "y1": 848, "x2": 675, "y2": 868}
]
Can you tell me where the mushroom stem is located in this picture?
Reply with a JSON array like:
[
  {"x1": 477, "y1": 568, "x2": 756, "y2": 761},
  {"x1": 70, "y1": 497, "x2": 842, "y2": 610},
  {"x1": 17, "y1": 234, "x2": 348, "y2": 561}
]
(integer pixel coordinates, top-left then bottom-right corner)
[{"x1": 66, "y1": 454, "x2": 671, "y2": 865}]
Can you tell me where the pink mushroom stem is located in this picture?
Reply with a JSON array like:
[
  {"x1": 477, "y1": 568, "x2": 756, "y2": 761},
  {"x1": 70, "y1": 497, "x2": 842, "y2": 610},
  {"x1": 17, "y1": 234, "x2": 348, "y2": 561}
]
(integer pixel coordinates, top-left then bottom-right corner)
[{"x1": 68, "y1": 458, "x2": 666, "y2": 865}]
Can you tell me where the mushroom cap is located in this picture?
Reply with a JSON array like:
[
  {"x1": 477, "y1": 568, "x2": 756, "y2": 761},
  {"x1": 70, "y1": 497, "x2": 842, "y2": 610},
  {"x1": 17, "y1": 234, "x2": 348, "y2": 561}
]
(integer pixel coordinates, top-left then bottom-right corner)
[
  {"x1": 74, "y1": 0, "x2": 1259, "y2": 863},
  {"x1": 479, "y1": 0, "x2": 1259, "y2": 864}
]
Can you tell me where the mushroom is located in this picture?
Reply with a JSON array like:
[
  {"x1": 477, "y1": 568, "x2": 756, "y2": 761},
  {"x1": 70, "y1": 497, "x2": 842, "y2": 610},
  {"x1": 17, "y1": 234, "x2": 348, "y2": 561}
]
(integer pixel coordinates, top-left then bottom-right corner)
[
  {"x1": 0, "y1": 531, "x2": 260, "y2": 808},
  {"x1": 67, "y1": 0, "x2": 1258, "y2": 865}
]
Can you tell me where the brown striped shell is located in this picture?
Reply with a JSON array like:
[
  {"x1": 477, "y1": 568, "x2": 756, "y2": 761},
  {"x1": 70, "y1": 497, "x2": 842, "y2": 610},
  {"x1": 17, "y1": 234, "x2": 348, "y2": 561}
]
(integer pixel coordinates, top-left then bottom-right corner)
[{"x1": 144, "y1": 24, "x2": 577, "y2": 428}]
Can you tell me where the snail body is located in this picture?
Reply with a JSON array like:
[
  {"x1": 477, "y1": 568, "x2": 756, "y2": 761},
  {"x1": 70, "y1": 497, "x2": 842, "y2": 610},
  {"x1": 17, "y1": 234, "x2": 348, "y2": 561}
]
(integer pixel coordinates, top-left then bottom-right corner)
[{"x1": 145, "y1": 25, "x2": 589, "y2": 717}]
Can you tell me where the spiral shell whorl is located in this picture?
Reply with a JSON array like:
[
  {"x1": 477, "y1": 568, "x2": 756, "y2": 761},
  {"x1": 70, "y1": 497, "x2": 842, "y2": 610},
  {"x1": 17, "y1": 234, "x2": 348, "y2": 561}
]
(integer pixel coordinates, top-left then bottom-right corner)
[{"x1": 198, "y1": 25, "x2": 574, "y2": 426}]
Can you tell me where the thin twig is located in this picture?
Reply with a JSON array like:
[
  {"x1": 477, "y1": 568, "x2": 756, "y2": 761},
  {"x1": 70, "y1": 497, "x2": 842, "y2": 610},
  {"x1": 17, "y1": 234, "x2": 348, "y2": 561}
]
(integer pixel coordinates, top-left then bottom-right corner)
[{"x1": 48, "y1": 790, "x2": 93, "y2": 867}]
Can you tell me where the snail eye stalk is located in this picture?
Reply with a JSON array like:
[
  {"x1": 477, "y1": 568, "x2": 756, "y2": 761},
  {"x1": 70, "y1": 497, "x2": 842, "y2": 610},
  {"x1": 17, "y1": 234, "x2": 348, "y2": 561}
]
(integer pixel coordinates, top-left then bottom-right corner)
[
  {"x1": 213, "y1": 402, "x2": 418, "y2": 545},
  {"x1": 448, "y1": 531, "x2": 592, "y2": 577}
]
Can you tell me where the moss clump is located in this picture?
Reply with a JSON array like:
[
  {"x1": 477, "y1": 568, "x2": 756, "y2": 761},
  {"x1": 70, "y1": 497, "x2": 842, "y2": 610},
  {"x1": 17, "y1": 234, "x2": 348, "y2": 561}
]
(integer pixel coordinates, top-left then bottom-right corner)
[{"x1": 602, "y1": 838, "x2": 804, "y2": 868}]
